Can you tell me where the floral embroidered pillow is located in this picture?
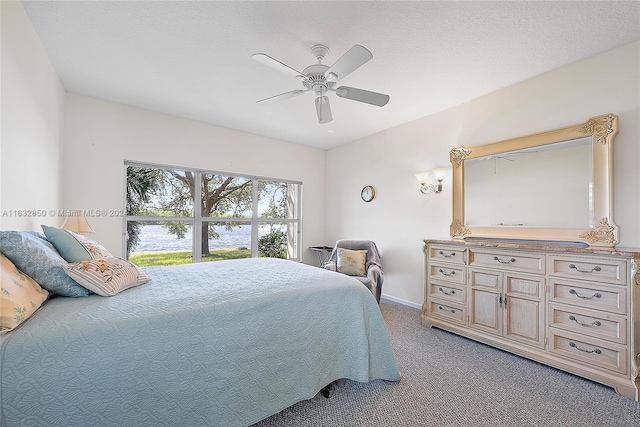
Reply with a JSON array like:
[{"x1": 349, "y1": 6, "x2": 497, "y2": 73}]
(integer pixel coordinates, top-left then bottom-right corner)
[
  {"x1": 337, "y1": 248, "x2": 368, "y2": 277},
  {"x1": 0, "y1": 252, "x2": 49, "y2": 334},
  {"x1": 62, "y1": 257, "x2": 150, "y2": 296},
  {"x1": 41, "y1": 225, "x2": 113, "y2": 263}
]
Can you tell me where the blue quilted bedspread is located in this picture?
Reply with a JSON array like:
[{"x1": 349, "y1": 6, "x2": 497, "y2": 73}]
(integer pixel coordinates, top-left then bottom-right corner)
[{"x1": 0, "y1": 258, "x2": 400, "y2": 427}]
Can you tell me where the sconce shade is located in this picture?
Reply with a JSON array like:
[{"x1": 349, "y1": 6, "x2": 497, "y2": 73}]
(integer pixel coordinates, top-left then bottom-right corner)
[
  {"x1": 415, "y1": 171, "x2": 430, "y2": 185},
  {"x1": 433, "y1": 167, "x2": 448, "y2": 181},
  {"x1": 61, "y1": 213, "x2": 95, "y2": 233}
]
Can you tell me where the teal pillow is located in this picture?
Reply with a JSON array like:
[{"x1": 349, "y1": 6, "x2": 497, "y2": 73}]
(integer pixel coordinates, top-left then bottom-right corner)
[
  {"x1": 0, "y1": 231, "x2": 92, "y2": 297},
  {"x1": 41, "y1": 225, "x2": 112, "y2": 263}
]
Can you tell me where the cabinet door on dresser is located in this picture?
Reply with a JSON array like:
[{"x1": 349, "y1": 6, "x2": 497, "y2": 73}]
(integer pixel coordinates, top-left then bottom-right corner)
[
  {"x1": 503, "y1": 273, "x2": 545, "y2": 348},
  {"x1": 469, "y1": 268, "x2": 545, "y2": 347},
  {"x1": 469, "y1": 268, "x2": 502, "y2": 336},
  {"x1": 468, "y1": 251, "x2": 546, "y2": 349}
]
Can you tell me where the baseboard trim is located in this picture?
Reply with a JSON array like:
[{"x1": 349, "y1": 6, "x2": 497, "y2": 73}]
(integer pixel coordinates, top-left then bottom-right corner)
[{"x1": 380, "y1": 294, "x2": 422, "y2": 309}]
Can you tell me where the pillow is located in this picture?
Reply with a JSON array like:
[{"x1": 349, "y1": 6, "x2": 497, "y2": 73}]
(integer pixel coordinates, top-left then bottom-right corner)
[
  {"x1": 337, "y1": 248, "x2": 368, "y2": 277},
  {"x1": 62, "y1": 257, "x2": 150, "y2": 296},
  {"x1": 41, "y1": 225, "x2": 113, "y2": 262},
  {"x1": 0, "y1": 231, "x2": 92, "y2": 297},
  {"x1": 0, "y1": 252, "x2": 49, "y2": 333}
]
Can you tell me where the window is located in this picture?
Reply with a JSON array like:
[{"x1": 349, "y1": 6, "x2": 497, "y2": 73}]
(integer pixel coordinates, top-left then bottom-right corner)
[{"x1": 125, "y1": 162, "x2": 301, "y2": 266}]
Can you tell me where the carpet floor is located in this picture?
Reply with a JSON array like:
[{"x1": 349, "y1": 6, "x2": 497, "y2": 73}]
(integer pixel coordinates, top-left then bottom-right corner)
[{"x1": 252, "y1": 300, "x2": 640, "y2": 426}]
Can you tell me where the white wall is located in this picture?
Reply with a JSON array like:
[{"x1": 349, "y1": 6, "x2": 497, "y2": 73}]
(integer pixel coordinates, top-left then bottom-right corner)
[
  {"x1": 62, "y1": 94, "x2": 326, "y2": 262},
  {"x1": 0, "y1": 1, "x2": 65, "y2": 230},
  {"x1": 326, "y1": 41, "x2": 640, "y2": 307}
]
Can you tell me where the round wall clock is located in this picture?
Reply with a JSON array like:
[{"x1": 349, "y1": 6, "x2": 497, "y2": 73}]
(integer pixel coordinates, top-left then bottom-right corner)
[{"x1": 361, "y1": 185, "x2": 375, "y2": 202}]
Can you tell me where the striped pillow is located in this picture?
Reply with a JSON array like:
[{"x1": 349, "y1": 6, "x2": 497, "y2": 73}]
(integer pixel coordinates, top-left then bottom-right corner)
[{"x1": 62, "y1": 258, "x2": 150, "y2": 296}]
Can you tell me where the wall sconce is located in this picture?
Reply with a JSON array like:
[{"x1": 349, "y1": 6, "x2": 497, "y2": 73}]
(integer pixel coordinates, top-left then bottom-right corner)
[
  {"x1": 62, "y1": 211, "x2": 95, "y2": 234},
  {"x1": 415, "y1": 168, "x2": 448, "y2": 194}
]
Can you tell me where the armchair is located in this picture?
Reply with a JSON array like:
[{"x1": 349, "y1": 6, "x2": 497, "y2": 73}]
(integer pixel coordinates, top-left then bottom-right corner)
[{"x1": 323, "y1": 240, "x2": 384, "y2": 303}]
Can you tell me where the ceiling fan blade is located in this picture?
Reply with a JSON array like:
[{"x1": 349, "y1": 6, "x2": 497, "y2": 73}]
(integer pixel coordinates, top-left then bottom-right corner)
[
  {"x1": 256, "y1": 89, "x2": 307, "y2": 105},
  {"x1": 324, "y1": 45, "x2": 373, "y2": 83},
  {"x1": 252, "y1": 53, "x2": 309, "y2": 82},
  {"x1": 315, "y1": 96, "x2": 333, "y2": 124},
  {"x1": 335, "y1": 86, "x2": 390, "y2": 107}
]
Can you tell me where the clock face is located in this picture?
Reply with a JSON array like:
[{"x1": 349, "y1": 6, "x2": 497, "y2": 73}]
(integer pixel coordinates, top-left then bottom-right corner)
[{"x1": 361, "y1": 185, "x2": 375, "y2": 202}]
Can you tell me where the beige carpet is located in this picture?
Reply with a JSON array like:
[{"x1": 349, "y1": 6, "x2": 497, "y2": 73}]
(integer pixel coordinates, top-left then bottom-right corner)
[{"x1": 252, "y1": 300, "x2": 640, "y2": 426}]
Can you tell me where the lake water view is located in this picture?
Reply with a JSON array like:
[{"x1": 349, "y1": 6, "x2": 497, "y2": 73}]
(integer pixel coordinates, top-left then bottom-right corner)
[{"x1": 132, "y1": 224, "x2": 270, "y2": 252}]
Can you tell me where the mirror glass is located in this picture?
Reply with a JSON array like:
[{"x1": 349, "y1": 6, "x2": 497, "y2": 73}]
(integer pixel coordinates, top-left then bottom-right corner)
[
  {"x1": 464, "y1": 137, "x2": 592, "y2": 228},
  {"x1": 450, "y1": 114, "x2": 618, "y2": 247}
]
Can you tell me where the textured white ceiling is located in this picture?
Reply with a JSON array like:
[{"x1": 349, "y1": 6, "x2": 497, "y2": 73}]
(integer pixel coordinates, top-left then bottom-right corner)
[{"x1": 22, "y1": 1, "x2": 640, "y2": 150}]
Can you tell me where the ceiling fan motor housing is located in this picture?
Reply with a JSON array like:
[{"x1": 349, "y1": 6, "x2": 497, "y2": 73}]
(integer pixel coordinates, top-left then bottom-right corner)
[{"x1": 302, "y1": 64, "x2": 335, "y2": 96}]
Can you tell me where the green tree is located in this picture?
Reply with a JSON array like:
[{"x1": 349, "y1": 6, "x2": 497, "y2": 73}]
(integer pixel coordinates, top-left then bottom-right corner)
[
  {"x1": 125, "y1": 167, "x2": 161, "y2": 257},
  {"x1": 162, "y1": 171, "x2": 253, "y2": 256},
  {"x1": 258, "y1": 230, "x2": 287, "y2": 258}
]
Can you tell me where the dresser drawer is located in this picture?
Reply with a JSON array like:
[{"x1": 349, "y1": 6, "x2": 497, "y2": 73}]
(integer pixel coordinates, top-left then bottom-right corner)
[
  {"x1": 549, "y1": 255, "x2": 627, "y2": 286},
  {"x1": 427, "y1": 245, "x2": 466, "y2": 265},
  {"x1": 427, "y1": 299, "x2": 466, "y2": 325},
  {"x1": 549, "y1": 328, "x2": 627, "y2": 375},
  {"x1": 427, "y1": 281, "x2": 466, "y2": 305},
  {"x1": 428, "y1": 262, "x2": 466, "y2": 285},
  {"x1": 469, "y1": 249, "x2": 545, "y2": 274},
  {"x1": 549, "y1": 278, "x2": 627, "y2": 315},
  {"x1": 549, "y1": 303, "x2": 627, "y2": 345}
]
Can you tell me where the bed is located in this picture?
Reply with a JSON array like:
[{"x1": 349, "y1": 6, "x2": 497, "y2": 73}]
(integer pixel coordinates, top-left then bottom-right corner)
[{"x1": 0, "y1": 256, "x2": 400, "y2": 427}]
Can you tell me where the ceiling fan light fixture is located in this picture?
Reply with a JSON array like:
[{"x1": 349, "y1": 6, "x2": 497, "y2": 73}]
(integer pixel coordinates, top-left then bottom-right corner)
[{"x1": 315, "y1": 95, "x2": 333, "y2": 124}]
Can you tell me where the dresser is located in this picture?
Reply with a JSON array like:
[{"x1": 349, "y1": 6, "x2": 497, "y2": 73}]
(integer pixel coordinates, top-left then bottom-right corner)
[{"x1": 422, "y1": 239, "x2": 640, "y2": 401}]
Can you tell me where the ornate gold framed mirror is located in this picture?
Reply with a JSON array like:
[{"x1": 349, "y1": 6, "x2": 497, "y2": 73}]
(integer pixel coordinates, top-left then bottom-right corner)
[{"x1": 450, "y1": 114, "x2": 619, "y2": 247}]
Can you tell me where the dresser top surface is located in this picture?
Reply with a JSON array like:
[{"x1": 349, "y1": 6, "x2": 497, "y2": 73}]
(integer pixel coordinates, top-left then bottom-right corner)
[{"x1": 424, "y1": 238, "x2": 640, "y2": 258}]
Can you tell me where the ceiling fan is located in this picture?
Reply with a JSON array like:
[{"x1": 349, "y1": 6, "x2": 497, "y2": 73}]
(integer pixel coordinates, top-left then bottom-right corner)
[{"x1": 252, "y1": 44, "x2": 390, "y2": 124}]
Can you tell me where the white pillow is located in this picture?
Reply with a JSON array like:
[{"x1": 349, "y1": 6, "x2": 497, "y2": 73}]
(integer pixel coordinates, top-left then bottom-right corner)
[
  {"x1": 62, "y1": 257, "x2": 150, "y2": 296},
  {"x1": 337, "y1": 248, "x2": 368, "y2": 277}
]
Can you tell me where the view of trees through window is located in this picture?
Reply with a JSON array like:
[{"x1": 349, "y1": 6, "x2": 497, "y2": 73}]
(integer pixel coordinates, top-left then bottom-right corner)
[{"x1": 125, "y1": 163, "x2": 301, "y2": 266}]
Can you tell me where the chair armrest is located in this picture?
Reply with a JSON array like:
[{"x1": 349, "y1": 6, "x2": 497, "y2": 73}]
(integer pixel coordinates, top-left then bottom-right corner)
[
  {"x1": 322, "y1": 262, "x2": 337, "y2": 272},
  {"x1": 366, "y1": 264, "x2": 383, "y2": 283}
]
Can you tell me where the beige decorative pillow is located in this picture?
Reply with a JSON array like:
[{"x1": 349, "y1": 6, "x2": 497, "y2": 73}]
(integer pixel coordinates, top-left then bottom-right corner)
[
  {"x1": 337, "y1": 248, "x2": 368, "y2": 277},
  {"x1": 62, "y1": 257, "x2": 150, "y2": 296},
  {"x1": 0, "y1": 252, "x2": 49, "y2": 334}
]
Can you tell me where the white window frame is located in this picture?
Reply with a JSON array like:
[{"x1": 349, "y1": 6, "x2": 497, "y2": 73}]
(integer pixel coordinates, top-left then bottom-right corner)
[{"x1": 123, "y1": 161, "x2": 303, "y2": 262}]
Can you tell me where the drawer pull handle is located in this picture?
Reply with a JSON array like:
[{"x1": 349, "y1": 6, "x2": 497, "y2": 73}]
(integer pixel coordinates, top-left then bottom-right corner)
[
  {"x1": 438, "y1": 287, "x2": 456, "y2": 296},
  {"x1": 438, "y1": 269, "x2": 455, "y2": 276},
  {"x1": 569, "y1": 289, "x2": 601, "y2": 300},
  {"x1": 568, "y1": 315, "x2": 602, "y2": 328},
  {"x1": 569, "y1": 264, "x2": 602, "y2": 274},
  {"x1": 493, "y1": 256, "x2": 516, "y2": 264},
  {"x1": 569, "y1": 341, "x2": 602, "y2": 355},
  {"x1": 439, "y1": 251, "x2": 456, "y2": 258},
  {"x1": 438, "y1": 305, "x2": 456, "y2": 314}
]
